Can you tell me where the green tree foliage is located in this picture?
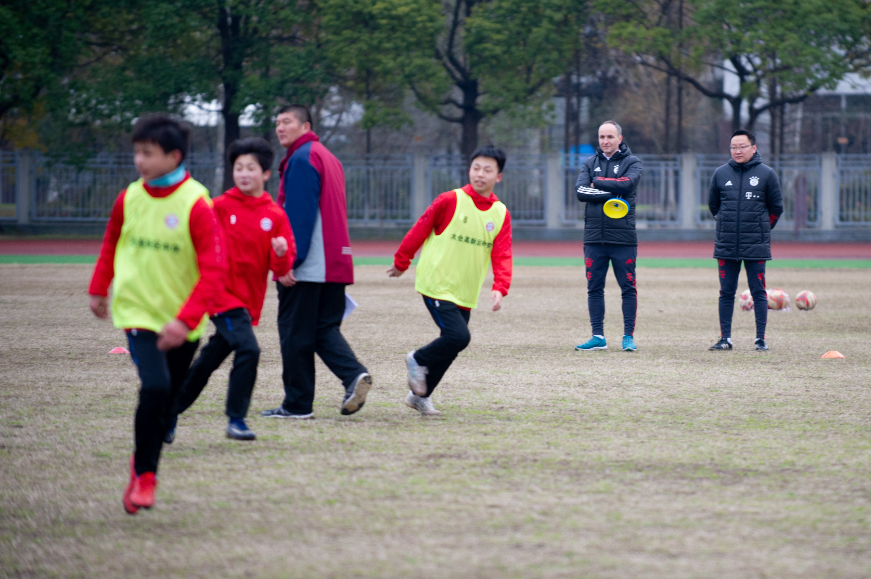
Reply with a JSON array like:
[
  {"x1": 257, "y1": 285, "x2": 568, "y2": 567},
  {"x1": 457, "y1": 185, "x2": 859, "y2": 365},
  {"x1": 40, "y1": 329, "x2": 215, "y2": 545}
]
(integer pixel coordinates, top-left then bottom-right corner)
[
  {"x1": 319, "y1": 0, "x2": 442, "y2": 152},
  {"x1": 603, "y1": 0, "x2": 871, "y2": 132},
  {"x1": 411, "y1": 0, "x2": 580, "y2": 158}
]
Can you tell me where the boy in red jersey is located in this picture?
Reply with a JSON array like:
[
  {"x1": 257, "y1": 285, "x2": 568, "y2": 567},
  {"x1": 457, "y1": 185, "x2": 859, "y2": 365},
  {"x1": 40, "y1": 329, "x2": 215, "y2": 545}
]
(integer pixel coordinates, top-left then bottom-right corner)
[
  {"x1": 387, "y1": 146, "x2": 513, "y2": 416},
  {"x1": 168, "y1": 137, "x2": 296, "y2": 441},
  {"x1": 88, "y1": 114, "x2": 225, "y2": 515}
]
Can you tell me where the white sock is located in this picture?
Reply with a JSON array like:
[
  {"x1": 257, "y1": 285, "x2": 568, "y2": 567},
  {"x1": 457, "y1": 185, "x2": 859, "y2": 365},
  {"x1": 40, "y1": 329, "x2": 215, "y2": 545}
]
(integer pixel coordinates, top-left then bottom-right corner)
[{"x1": 593, "y1": 335, "x2": 605, "y2": 339}]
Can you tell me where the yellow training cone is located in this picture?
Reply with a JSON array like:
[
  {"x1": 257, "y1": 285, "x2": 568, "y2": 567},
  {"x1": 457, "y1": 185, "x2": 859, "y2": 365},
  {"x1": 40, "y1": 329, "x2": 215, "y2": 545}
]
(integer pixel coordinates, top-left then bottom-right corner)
[
  {"x1": 603, "y1": 198, "x2": 629, "y2": 219},
  {"x1": 821, "y1": 351, "x2": 845, "y2": 359}
]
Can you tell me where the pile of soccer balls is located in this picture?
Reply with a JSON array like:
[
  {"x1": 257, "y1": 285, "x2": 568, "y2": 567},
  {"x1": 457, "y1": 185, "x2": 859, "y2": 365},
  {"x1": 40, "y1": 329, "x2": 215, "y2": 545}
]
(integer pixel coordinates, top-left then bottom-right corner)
[{"x1": 738, "y1": 289, "x2": 817, "y2": 311}]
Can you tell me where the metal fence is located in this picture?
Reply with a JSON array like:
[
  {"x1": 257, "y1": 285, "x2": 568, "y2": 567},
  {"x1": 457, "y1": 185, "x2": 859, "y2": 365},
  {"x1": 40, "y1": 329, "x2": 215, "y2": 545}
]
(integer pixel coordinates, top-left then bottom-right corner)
[
  {"x1": 343, "y1": 155, "x2": 413, "y2": 223},
  {"x1": 696, "y1": 154, "x2": 821, "y2": 227},
  {"x1": 0, "y1": 152, "x2": 15, "y2": 220},
  {"x1": 1, "y1": 150, "x2": 869, "y2": 228},
  {"x1": 837, "y1": 155, "x2": 871, "y2": 225},
  {"x1": 562, "y1": 154, "x2": 680, "y2": 225}
]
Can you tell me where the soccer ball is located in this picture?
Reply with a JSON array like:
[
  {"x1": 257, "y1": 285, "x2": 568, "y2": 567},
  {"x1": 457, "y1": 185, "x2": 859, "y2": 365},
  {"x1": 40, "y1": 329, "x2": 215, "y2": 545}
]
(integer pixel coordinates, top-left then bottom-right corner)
[
  {"x1": 795, "y1": 290, "x2": 817, "y2": 310},
  {"x1": 766, "y1": 288, "x2": 789, "y2": 310},
  {"x1": 738, "y1": 289, "x2": 754, "y2": 311}
]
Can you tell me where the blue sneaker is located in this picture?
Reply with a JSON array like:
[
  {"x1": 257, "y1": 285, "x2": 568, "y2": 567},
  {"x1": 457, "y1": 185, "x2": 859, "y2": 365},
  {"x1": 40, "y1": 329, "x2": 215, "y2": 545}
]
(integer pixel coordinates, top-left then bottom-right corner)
[
  {"x1": 622, "y1": 335, "x2": 637, "y2": 352},
  {"x1": 164, "y1": 415, "x2": 177, "y2": 444},
  {"x1": 575, "y1": 336, "x2": 607, "y2": 351},
  {"x1": 227, "y1": 418, "x2": 256, "y2": 441}
]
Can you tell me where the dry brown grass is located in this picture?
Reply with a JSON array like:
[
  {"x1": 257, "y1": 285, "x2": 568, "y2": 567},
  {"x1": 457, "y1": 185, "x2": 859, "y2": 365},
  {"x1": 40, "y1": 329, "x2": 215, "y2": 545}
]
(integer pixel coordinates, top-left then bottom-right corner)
[{"x1": 1, "y1": 264, "x2": 870, "y2": 579}]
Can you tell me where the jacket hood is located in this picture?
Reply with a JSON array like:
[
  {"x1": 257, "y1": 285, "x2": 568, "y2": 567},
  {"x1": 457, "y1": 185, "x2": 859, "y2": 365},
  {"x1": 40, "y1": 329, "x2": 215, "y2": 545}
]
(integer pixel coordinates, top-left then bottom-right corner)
[
  {"x1": 596, "y1": 142, "x2": 632, "y2": 160},
  {"x1": 222, "y1": 186, "x2": 276, "y2": 206},
  {"x1": 728, "y1": 151, "x2": 762, "y2": 170}
]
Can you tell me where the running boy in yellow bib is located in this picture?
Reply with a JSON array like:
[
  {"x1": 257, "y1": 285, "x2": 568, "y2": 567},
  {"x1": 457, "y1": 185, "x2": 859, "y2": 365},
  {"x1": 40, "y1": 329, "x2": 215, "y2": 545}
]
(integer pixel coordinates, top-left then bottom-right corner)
[
  {"x1": 88, "y1": 114, "x2": 224, "y2": 515},
  {"x1": 387, "y1": 147, "x2": 513, "y2": 415}
]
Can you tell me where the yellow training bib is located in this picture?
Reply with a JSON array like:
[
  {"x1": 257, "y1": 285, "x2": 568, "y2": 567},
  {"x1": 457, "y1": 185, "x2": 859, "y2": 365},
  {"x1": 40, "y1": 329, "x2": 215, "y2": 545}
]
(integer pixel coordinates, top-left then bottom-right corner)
[
  {"x1": 415, "y1": 189, "x2": 507, "y2": 308},
  {"x1": 111, "y1": 178, "x2": 210, "y2": 340}
]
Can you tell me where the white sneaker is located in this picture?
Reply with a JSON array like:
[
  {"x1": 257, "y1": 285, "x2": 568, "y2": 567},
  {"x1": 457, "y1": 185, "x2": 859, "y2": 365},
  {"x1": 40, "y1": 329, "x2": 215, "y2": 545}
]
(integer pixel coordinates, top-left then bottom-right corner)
[
  {"x1": 406, "y1": 351, "x2": 428, "y2": 396},
  {"x1": 404, "y1": 390, "x2": 441, "y2": 416}
]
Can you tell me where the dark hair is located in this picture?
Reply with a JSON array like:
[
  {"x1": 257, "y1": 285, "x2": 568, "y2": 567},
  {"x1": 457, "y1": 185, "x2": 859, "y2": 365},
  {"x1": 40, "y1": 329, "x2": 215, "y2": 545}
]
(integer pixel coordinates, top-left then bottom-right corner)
[
  {"x1": 131, "y1": 114, "x2": 190, "y2": 161},
  {"x1": 277, "y1": 104, "x2": 313, "y2": 129},
  {"x1": 600, "y1": 120, "x2": 623, "y2": 137},
  {"x1": 470, "y1": 146, "x2": 507, "y2": 173},
  {"x1": 227, "y1": 137, "x2": 274, "y2": 172},
  {"x1": 732, "y1": 129, "x2": 756, "y2": 146}
]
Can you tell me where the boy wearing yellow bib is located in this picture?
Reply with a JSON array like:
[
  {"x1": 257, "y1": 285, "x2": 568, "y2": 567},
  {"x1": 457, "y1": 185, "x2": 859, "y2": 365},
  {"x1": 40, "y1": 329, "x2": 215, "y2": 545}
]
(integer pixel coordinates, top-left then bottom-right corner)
[
  {"x1": 388, "y1": 147, "x2": 513, "y2": 415},
  {"x1": 88, "y1": 115, "x2": 225, "y2": 515}
]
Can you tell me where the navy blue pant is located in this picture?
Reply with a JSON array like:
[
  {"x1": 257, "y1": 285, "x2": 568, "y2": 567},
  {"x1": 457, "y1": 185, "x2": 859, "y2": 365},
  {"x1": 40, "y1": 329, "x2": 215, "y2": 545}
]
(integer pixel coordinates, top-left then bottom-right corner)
[
  {"x1": 717, "y1": 259, "x2": 767, "y2": 340},
  {"x1": 172, "y1": 308, "x2": 261, "y2": 420},
  {"x1": 276, "y1": 282, "x2": 368, "y2": 415},
  {"x1": 584, "y1": 244, "x2": 637, "y2": 336},
  {"x1": 413, "y1": 296, "x2": 472, "y2": 397},
  {"x1": 126, "y1": 330, "x2": 199, "y2": 475}
]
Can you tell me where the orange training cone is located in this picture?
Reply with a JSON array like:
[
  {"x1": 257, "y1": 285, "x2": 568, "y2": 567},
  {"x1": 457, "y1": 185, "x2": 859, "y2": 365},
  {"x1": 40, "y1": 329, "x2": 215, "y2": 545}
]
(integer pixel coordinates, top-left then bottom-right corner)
[
  {"x1": 110, "y1": 347, "x2": 130, "y2": 354},
  {"x1": 822, "y1": 351, "x2": 845, "y2": 359}
]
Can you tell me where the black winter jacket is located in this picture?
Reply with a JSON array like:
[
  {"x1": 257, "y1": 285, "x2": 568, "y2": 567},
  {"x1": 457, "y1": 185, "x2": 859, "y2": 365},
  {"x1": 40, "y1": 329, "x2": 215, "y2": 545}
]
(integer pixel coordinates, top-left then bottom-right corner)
[
  {"x1": 574, "y1": 143, "x2": 642, "y2": 246},
  {"x1": 708, "y1": 152, "x2": 784, "y2": 260}
]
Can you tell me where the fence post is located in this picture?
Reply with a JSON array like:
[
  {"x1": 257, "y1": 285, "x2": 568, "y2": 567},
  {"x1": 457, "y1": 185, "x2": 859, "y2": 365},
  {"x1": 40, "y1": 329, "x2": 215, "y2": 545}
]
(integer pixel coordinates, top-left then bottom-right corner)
[
  {"x1": 546, "y1": 153, "x2": 562, "y2": 229},
  {"x1": 412, "y1": 154, "x2": 429, "y2": 220},
  {"x1": 16, "y1": 150, "x2": 33, "y2": 225},
  {"x1": 819, "y1": 152, "x2": 837, "y2": 230},
  {"x1": 679, "y1": 153, "x2": 697, "y2": 229}
]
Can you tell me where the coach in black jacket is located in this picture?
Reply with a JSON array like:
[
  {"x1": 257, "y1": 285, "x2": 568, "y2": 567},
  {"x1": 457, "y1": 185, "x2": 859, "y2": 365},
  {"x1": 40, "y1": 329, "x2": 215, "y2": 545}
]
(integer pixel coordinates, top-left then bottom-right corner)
[
  {"x1": 573, "y1": 120, "x2": 642, "y2": 353},
  {"x1": 708, "y1": 129, "x2": 783, "y2": 352}
]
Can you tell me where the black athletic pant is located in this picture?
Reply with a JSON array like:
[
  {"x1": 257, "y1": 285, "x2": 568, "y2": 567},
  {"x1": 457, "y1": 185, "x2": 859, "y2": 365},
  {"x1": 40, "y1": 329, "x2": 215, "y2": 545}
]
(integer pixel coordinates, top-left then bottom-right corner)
[
  {"x1": 172, "y1": 308, "x2": 261, "y2": 420},
  {"x1": 126, "y1": 330, "x2": 199, "y2": 475},
  {"x1": 584, "y1": 244, "x2": 637, "y2": 336},
  {"x1": 277, "y1": 281, "x2": 368, "y2": 415},
  {"x1": 413, "y1": 296, "x2": 471, "y2": 397},
  {"x1": 717, "y1": 259, "x2": 767, "y2": 340}
]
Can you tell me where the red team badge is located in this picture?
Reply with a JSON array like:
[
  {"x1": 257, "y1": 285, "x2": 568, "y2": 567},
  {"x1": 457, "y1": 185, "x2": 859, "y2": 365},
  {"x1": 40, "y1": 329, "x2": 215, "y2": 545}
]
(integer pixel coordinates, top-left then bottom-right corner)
[{"x1": 585, "y1": 257, "x2": 593, "y2": 268}]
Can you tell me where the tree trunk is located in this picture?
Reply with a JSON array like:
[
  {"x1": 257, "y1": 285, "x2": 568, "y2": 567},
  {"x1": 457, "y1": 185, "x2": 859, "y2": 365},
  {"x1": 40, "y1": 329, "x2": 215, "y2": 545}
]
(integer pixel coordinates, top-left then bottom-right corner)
[
  {"x1": 730, "y1": 97, "x2": 743, "y2": 133},
  {"x1": 459, "y1": 79, "x2": 482, "y2": 159},
  {"x1": 664, "y1": 74, "x2": 672, "y2": 154},
  {"x1": 222, "y1": 80, "x2": 241, "y2": 191},
  {"x1": 563, "y1": 69, "x2": 572, "y2": 153}
]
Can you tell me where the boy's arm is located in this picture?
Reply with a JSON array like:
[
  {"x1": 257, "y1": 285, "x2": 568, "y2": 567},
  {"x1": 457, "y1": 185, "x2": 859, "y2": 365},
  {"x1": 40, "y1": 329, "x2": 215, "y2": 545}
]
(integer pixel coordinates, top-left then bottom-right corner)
[
  {"x1": 491, "y1": 210, "x2": 512, "y2": 297},
  {"x1": 284, "y1": 154, "x2": 321, "y2": 269},
  {"x1": 392, "y1": 191, "x2": 456, "y2": 272},
  {"x1": 175, "y1": 197, "x2": 227, "y2": 330},
  {"x1": 270, "y1": 209, "x2": 296, "y2": 277},
  {"x1": 88, "y1": 190, "x2": 125, "y2": 317}
]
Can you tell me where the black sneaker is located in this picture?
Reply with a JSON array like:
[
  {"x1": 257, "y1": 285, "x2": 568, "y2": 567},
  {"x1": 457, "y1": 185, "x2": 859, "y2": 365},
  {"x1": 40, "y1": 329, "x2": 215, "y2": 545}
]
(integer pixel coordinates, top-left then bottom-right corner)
[
  {"x1": 164, "y1": 415, "x2": 178, "y2": 444},
  {"x1": 260, "y1": 407, "x2": 314, "y2": 419},
  {"x1": 226, "y1": 419, "x2": 256, "y2": 441},
  {"x1": 341, "y1": 372, "x2": 372, "y2": 416},
  {"x1": 709, "y1": 337, "x2": 733, "y2": 351},
  {"x1": 755, "y1": 338, "x2": 769, "y2": 351}
]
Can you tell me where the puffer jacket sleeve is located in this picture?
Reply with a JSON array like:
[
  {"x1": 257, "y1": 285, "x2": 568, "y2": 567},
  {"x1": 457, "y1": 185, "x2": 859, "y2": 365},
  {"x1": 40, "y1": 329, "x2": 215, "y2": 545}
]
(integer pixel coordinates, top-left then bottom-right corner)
[
  {"x1": 592, "y1": 156, "x2": 642, "y2": 199},
  {"x1": 766, "y1": 169, "x2": 784, "y2": 229}
]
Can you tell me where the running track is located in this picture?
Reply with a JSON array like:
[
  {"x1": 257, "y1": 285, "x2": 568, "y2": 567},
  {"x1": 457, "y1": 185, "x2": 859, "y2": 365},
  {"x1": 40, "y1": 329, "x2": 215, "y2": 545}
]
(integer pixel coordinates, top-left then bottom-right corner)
[{"x1": 0, "y1": 238, "x2": 868, "y2": 259}]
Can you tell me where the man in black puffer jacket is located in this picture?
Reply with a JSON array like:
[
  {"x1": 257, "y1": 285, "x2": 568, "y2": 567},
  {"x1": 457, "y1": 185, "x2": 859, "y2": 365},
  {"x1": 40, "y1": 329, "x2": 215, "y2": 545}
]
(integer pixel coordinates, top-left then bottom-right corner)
[
  {"x1": 708, "y1": 129, "x2": 783, "y2": 352},
  {"x1": 574, "y1": 120, "x2": 642, "y2": 353}
]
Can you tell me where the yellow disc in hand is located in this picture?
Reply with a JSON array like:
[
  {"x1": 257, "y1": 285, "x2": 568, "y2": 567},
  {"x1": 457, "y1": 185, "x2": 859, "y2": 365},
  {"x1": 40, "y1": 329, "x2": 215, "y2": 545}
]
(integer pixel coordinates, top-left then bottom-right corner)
[{"x1": 603, "y1": 198, "x2": 629, "y2": 219}]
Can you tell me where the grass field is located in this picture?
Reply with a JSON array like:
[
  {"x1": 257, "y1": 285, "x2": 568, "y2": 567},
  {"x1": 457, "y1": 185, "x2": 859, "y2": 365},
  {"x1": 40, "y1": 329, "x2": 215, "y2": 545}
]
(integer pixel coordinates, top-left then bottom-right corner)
[{"x1": 1, "y1": 263, "x2": 870, "y2": 578}]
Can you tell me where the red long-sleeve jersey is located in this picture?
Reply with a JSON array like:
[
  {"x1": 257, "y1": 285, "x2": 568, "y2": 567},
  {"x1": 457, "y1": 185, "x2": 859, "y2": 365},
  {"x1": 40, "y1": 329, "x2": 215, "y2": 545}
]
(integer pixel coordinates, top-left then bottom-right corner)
[
  {"x1": 209, "y1": 188, "x2": 296, "y2": 325},
  {"x1": 393, "y1": 184, "x2": 513, "y2": 297},
  {"x1": 88, "y1": 174, "x2": 227, "y2": 330}
]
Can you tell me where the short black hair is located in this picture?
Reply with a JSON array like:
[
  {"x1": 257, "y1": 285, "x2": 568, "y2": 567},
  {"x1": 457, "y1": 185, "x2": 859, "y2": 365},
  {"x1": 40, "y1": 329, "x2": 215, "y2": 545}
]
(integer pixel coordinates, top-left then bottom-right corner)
[
  {"x1": 470, "y1": 146, "x2": 506, "y2": 173},
  {"x1": 277, "y1": 104, "x2": 313, "y2": 129},
  {"x1": 227, "y1": 137, "x2": 274, "y2": 172},
  {"x1": 732, "y1": 129, "x2": 756, "y2": 146},
  {"x1": 131, "y1": 114, "x2": 190, "y2": 160}
]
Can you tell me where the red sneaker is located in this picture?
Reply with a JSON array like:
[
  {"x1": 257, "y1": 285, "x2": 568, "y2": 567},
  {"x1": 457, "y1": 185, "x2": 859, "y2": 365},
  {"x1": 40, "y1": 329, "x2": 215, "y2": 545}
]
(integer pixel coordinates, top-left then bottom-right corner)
[
  {"x1": 123, "y1": 455, "x2": 139, "y2": 515},
  {"x1": 130, "y1": 472, "x2": 157, "y2": 509}
]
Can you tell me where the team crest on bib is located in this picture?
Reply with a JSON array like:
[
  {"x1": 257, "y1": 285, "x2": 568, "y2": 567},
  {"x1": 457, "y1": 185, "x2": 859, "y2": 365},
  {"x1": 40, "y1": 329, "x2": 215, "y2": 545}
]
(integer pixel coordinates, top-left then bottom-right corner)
[
  {"x1": 486, "y1": 221, "x2": 495, "y2": 232},
  {"x1": 165, "y1": 214, "x2": 179, "y2": 229},
  {"x1": 260, "y1": 217, "x2": 273, "y2": 232},
  {"x1": 749, "y1": 176, "x2": 759, "y2": 186}
]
